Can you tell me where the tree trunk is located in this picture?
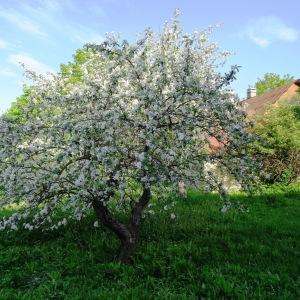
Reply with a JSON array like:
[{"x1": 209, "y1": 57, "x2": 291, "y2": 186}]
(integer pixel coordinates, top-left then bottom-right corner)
[
  {"x1": 92, "y1": 187, "x2": 151, "y2": 264},
  {"x1": 118, "y1": 234, "x2": 136, "y2": 264},
  {"x1": 118, "y1": 187, "x2": 151, "y2": 263}
]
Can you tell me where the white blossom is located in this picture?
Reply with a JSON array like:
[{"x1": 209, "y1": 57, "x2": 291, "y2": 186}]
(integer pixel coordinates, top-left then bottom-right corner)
[
  {"x1": 0, "y1": 12, "x2": 256, "y2": 232},
  {"x1": 221, "y1": 204, "x2": 230, "y2": 213},
  {"x1": 170, "y1": 213, "x2": 176, "y2": 220}
]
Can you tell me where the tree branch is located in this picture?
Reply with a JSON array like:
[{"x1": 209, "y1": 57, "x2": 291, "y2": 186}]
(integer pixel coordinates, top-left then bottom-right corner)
[
  {"x1": 129, "y1": 187, "x2": 151, "y2": 235},
  {"x1": 92, "y1": 198, "x2": 131, "y2": 242}
]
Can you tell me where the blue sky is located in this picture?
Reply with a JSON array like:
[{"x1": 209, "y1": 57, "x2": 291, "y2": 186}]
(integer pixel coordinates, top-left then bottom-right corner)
[{"x1": 0, "y1": 0, "x2": 299, "y2": 113}]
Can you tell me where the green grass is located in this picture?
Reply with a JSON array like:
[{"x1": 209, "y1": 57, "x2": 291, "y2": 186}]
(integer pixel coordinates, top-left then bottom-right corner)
[{"x1": 1, "y1": 188, "x2": 300, "y2": 299}]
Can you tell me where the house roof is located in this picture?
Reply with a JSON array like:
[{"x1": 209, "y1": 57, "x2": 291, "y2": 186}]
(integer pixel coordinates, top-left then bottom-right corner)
[
  {"x1": 208, "y1": 79, "x2": 300, "y2": 151},
  {"x1": 242, "y1": 79, "x2": 300, "y2": 115}
]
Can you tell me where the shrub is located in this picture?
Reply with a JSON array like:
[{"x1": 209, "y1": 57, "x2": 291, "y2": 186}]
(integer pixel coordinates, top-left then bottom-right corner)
[{"x1": 251, "y1": 104, "x2": 300, "y2": 184}]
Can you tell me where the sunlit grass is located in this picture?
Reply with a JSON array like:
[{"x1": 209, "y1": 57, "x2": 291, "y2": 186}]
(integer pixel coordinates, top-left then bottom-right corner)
[{"x1": 0, "y1": 186, "x2": 300, "y2": 299}]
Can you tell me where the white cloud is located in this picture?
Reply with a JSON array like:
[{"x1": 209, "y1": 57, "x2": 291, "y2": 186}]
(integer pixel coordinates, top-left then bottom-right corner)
[
  {"x1": 0, "y1": 38, "x2": 7, "y2": 49},
  {"x1": 9, "y1": 53, "x2": 54, "y2": 74},
  {"x1": 0, "y1": 9, "x2": 47, "y2": 38},
  {"x1": 251, "y1": 36, "x2": 270, "y2": 48},
  {"x1": 0, "y1": 67, "x2": 18, "y2": 78},
  {"x1": 0, "y1": 1, "x2": 106, "y2": 46},
  {"x1": 240, "y1": 16, "x2": 299, "y2": 47}
]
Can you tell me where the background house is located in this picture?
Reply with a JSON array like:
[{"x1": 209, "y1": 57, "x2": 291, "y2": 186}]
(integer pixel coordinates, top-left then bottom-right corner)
[
  {"x1": 208, "y1": 79, "x2": 300, "y2": 151},
  {"x1": 242, "y1": 79, "x2": 300, "y2": 116}
]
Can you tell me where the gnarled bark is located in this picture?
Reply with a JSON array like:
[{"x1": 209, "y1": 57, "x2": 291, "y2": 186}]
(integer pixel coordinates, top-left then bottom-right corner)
[{"x1": 92, "y1": 187, "x2": 151, "y2": 264}]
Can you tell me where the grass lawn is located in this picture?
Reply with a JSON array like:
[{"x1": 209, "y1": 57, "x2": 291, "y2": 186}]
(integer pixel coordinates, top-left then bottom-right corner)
[{"x1": 0, "y1": 187, "x2": 300, "y2": 299}]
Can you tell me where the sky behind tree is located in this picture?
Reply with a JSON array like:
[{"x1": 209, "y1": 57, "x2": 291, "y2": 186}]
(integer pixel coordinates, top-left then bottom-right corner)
[{"x1": 0, "y1": 0, "x2": 299, "y2": 112}]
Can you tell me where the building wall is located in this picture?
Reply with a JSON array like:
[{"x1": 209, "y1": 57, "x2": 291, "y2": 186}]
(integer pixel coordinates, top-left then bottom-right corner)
[{"x1": 278, "y1": 84, "x2": 300, "y2": 105}]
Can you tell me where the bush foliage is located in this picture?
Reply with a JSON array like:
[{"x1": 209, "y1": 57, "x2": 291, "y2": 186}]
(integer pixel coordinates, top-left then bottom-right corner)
[{"x1": 251, "y1": 103, "x2": 300, "y2": 184}]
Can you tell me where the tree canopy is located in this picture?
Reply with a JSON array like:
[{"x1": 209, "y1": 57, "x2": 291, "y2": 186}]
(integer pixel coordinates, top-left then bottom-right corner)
[
  {"x1": 255, "y1": 73, "x2": 294, "y2": 96},
  {"x1": 0, "y1": 13, "x2": 255, "y2": 263},
  {"x1": 5, "y1": 48, "x2": 92, "y2": 120},
  {"x1": 252, "y1": 104, "x2": 300, "y2": 184}
]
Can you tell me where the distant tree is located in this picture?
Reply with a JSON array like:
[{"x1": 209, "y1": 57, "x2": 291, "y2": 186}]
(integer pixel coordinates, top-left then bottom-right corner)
[
  {"x1": 255, "y1": 73, "x2": 294, "y2": 96},
  {"x1": 0, "y1": 13, "x2": 255, "y2": 263},
  {"x1": 5, "y1": 48, "x2": 93, "y2": 121},
  {"x1": 59, "y1": 48, "x2": 94, "y2": 84},
  {"x1": 5, "y1": 88, "x2": 31, "y2": 123},
  {"x1": 252, "y1": 104, "x2": 300, "y2": 184}
]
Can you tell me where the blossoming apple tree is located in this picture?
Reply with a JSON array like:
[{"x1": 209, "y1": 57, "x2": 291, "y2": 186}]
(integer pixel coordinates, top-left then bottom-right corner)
[{"x1": 0, "y1": 13, "x2": 255, "y2": 263}]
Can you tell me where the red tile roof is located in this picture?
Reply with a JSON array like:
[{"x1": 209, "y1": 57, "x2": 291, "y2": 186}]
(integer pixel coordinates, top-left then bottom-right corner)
[{"x1": 242, "y1": 79, "x2": 300, "y2": 115}]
